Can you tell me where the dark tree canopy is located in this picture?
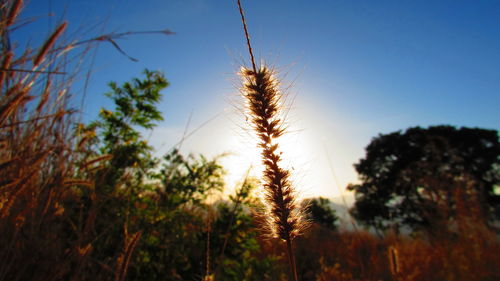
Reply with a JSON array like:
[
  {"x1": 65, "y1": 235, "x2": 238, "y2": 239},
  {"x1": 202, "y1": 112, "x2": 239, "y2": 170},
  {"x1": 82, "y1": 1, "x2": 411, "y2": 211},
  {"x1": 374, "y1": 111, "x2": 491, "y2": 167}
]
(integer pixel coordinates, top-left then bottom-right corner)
[
  {"x1": 348, "y1": 125, "x2": 500, "y2": 232},
  {"x1": 304, "y1": 197, "x2": 338, "y2": 230}
]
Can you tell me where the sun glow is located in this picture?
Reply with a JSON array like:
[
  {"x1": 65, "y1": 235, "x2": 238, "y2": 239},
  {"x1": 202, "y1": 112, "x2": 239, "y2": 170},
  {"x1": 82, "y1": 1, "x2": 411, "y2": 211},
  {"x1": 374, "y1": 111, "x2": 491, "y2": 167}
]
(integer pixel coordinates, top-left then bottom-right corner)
[
  {"x1": 212, "y1": 90, "x2": 362, "y2": 204},
  {"x1": 220, "y1": 121, "x2": 330, "y2": 200}
]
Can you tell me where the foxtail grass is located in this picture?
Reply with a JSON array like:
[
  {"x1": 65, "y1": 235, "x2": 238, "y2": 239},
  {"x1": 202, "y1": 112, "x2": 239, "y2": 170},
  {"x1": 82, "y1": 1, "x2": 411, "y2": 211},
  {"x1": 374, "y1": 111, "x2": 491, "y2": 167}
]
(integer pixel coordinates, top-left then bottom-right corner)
[
  {"x1": 236, "y1": 1, "x2": 306, "y2": 280},
  {"x1": 0, "y1": 1, "x2": 168, "y2": 279},
  {"x1": 115, "y1": 231, "x2": 142, "y2": 281},
  {"x1": 240, "y1": 66, "x2": 305, "y2": 280}
]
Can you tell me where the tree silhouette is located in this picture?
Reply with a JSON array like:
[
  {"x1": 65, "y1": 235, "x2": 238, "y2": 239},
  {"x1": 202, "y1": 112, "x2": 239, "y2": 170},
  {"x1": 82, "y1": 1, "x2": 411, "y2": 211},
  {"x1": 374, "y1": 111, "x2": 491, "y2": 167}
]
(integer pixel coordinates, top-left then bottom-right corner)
[
  {"x1": 304, "y1": 197, "x2": 338, "y2": 230},
  {"x1": 348, "y1": 125, "x2": 500, "y2": 232}
]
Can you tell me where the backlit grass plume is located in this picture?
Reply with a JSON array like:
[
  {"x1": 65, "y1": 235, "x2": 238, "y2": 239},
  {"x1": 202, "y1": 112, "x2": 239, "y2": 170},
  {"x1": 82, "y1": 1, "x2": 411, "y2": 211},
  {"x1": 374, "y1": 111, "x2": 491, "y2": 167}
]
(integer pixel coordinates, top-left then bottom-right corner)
[
  {"x1": 236, "y1": 2, "x2": 305, "y2": 280},
  {"x1": 240, "y1": 63, "x2": 305, "y2": 281},
  {"x1": 240, "y1": 66, "x2": 305, "y2": 242}
]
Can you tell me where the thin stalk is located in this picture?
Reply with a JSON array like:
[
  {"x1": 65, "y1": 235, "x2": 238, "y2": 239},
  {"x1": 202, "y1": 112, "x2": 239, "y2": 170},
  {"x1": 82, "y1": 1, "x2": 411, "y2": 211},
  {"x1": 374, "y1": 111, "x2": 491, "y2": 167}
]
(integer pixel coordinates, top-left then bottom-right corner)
[
  {"x1": 236, "y1": 1, "x2": 305, "y2": 280},
  {"x1": 237, "y1": 0, "x2": 256, "y2": 73},
  {"x1": 286, "y1": 238, "x2": 299, "y2": 281}
]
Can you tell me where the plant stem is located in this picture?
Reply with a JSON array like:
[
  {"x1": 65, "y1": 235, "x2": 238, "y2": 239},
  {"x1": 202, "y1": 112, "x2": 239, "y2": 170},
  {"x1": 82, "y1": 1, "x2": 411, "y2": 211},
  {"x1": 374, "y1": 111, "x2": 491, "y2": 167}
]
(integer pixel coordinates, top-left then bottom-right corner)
[{"x1": 286, "y1": 237, "x2": 298, "y2": 281}]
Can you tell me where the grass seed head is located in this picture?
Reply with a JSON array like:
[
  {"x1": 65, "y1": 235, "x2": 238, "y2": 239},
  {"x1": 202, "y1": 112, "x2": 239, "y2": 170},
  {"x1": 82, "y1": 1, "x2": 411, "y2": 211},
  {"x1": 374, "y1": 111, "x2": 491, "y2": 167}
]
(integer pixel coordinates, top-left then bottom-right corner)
[
  {"x1": 33, "y1": 21, "x2": 67, "y2": 67},
  {"x1": 240, "y1": 65, "x2": 305, "y2": 241}
]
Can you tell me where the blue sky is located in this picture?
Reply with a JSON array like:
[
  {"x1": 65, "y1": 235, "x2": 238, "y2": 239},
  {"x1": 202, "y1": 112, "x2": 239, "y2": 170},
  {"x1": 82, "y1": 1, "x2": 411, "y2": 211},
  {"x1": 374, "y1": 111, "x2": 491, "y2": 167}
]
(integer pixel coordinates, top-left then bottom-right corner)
[{"x1": 16, "y1": 0, "x2": 500, "y2": 201}]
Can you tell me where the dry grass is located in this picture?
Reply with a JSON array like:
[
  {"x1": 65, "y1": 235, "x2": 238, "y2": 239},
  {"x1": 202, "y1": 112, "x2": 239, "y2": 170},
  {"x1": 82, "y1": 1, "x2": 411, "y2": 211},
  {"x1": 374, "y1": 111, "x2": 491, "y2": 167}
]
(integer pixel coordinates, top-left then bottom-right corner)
[
  {"x1": 0, "y1": 1, "x2": 136, "y2": 280},
  {"x1": 2, "y1": 1, "x2": 498, "y2": 281},
  {"x1": 288, "y1": 222, "x2": 500, "y2": 281},
  {"x1": 236, "y1": 2, "x2": 307, "y2": 280},
  {"x1": 240, "y1": 66, "x2": 306, "y2": 242}
]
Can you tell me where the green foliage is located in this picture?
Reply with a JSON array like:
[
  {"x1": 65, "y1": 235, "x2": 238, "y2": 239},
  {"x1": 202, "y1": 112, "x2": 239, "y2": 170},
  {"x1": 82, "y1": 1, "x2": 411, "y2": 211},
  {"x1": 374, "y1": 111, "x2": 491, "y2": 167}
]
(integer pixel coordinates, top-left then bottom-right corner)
[
  {"x1": 348, "y1": 125, "x2": 500, "y2": 232},
  {"x1": 213, "y1": 203, "x2": 265, "y2": 280},
  {"x1": 90, "y1": 69, "x2": 167, "y2": 176},
  {"x1": 74, "y1": 70, "x2": 281, "y2": 281},
  {"x1": 209, "y1": 179, "x2": 284, "y2": 281},
  {"x1": 159, "y1": 150, "x2": 225, "y2": 207},
  {"x1": 304, "y1": 197, "x2": 339, "y2": 230},
  {"x1": 73, "y1": 69, "x2": 170, "y2": 279},
  {"x1": 5, "y1": 0, "x2": 499, "y2": 278},
  {"x1": 127, "y1": 150, "x2": 227, "y2": 280}
]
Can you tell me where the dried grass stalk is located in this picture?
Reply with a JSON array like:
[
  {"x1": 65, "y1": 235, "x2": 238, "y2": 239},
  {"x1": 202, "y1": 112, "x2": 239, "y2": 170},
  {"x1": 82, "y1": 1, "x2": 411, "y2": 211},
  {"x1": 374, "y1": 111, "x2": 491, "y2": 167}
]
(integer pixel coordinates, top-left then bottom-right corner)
[
  {"x1": 5, "y1": 0, "x2": 23, "y2": 27},
  {"x1": 33, "y1": 21, "x2": 67, "y2": 67},
  {"x1": 236, "y1": 1, "x2": 306, "y2": 280},
  {"x1": 240, "y1": 66, "x2": 304, "y2": 241},
  {"x1": 0, "y1": 51, "x2": 13, "y2": 89},
  {"x1": 115, "y1": 231, "x2": 142, "y2": 281},
  {"x1": 240, "y1": 66, "x2": 305, "y2": 281},
  {"x1": 0, "y1": 1, "x2": 167, "y2": 279},
  {"x1": 82, "y1": 154, "x2": 113, "y2": 169},
  {"x1": 389, "y1": 245, "x2": 400, "y2": 278},
  {"x1": 62, "y1": 179, "x2": 94, "y2": 188}
]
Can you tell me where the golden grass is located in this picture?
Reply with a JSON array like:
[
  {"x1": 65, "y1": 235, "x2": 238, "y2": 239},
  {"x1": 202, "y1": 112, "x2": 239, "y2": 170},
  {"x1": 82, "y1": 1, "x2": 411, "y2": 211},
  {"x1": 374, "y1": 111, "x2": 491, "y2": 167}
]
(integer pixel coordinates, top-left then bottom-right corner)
[
  {"x1": 115, "y1": 231, "x2": 143, "y2": 281},
  {"x1": 0, "y1": 1, "x2": 137, "y2": 280},
  {"x1": 236, "y1": 2, "x2": 307, "y2": 280},
  {"x1": 1, "y1": 1, "x2": 498, "y2": 280},
  {"x1": 33, "y1": 22, "x2": 67, "y2": 67},
  {"x1": 288, "y1": 222, "x2": 500, "y2": 281}
]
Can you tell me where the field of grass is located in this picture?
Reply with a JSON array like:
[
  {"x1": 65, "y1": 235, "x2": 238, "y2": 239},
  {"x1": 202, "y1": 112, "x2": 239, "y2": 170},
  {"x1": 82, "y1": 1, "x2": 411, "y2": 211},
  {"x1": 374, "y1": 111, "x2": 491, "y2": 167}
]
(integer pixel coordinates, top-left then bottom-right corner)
[{"x1": 1, "y1": 1, "x2": 499, "y2": 280}]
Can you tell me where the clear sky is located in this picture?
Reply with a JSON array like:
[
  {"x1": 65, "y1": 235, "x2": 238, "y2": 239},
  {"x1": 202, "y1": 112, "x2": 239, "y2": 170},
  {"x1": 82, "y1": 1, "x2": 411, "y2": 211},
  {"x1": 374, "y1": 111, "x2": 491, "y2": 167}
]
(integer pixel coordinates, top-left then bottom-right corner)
[{"x1": 15, "y1": 0, "x2": 500, "y2": 202}]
